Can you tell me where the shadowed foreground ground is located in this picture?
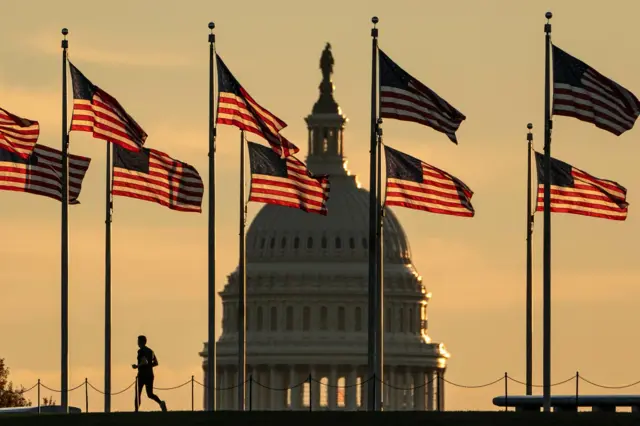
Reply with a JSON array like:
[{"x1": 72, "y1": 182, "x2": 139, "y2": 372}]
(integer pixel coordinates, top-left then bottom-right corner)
[{"x1": 2, "y1": 411, "x2": 640, "y2": 426}]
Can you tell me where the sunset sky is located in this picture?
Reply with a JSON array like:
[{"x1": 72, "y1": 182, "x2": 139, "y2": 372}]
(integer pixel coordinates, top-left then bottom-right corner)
[{"x1": 3, "y1": 0, "x2": 640, "y2": 412}]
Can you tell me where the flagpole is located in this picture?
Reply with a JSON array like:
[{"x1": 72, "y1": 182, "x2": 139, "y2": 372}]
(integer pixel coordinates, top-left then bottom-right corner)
[
  {"x1": 60, "y1": 27, "x2": 70, "y2": 413},
  {"x1": 104, "y1": 141, "x2": 113, "y2": 412},
  {"x1": 542, "y1": 11, "x2": 553, "y2": 412},
  {"x1": 367, "y1": 16, "x2": 379, "y2": 412},
  {"x1": 237, "y1": 130, "x2": 247, "y2": 411},
  {"x1": 375, "y1": 118, "x2": 384, "y2": 411},
  {"x1": 207, "y1": 21, "x2": 217, "y2": 411},
  {"x1": 525, "y1": 123, "x2": 533, "y2": 396}
]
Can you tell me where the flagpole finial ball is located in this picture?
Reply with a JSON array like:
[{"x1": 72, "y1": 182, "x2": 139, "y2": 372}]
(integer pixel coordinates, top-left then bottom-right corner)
[
  {"x1": 372, "y1": 16, "x2": 379, "y2": 25},
  {"x1": 62, "y1": 28, "x2": 68, "y2": 36},
  {"x1": 527, "y1": 123, "x2": 533, "y2": 130},
  {"x1": 545, "y1": 11, "x2": 552, "y2": 19},
  {"x1": 208, "y1": 22, "x2": 215, "y2": 30}
]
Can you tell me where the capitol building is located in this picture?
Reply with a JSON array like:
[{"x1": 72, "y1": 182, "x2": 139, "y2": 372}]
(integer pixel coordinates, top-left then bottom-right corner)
[{"x1": 200, "y1": 44, "x2": 449, "y2": 411}]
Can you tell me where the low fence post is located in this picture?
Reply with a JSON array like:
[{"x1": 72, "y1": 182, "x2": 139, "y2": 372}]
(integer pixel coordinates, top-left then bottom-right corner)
[
  {"x1": 191, "y1": 375, "x2": 195, "y2": 412},
  {"x1": 248, "y1": 375, "x2": 253, "y2": 411},
  {"x1": 85, "y1": 378, "x2": 88, "y2": 413},
  {"x1": 504, "y1": 372, "x2": 508, "y2": 412},
  {"x1": 308, "y1": 374, "x2": 312, "y2": 412},
  {"x1": 575, "y1": 371, "x2": 579, "y2": 410},
  {"x1": 37, "y1": 379, "x2": 41, "y2": 414}
]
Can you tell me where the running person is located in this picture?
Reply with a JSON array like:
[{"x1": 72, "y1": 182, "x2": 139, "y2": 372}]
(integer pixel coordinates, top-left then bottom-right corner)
[{"x1": 132, "y1": 335, "x2": 167, "y2": 412}]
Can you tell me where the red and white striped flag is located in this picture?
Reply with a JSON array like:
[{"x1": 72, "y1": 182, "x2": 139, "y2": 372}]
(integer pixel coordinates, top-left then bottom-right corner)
[
  {"x1": 69, "y1": 61, "x2": 147, "y2": 152},
  {"x1": 535, "y1": 151, "x2": 628, "y2": 221},
  {"x1": 0, "y1": 107, "x2": 39, "y2": 159},
  {"x1": 0, "y1": 144, "x2": 91, "y2": 203},
  {"x1": 216, "y1": 54, "x2": 299, "y2": 158},
  {"x1": 112, "y1": 145, "x2": 203, "y2": 213},
  {"x1": 247, "y1": 141, "x2": 329, "y2": 215},
  {"x1": 553, "y1": 45, "x2": 640, "y2": 136},
  {"x1": 384, "y1": 145, "x2": 474, "y2": 217}
]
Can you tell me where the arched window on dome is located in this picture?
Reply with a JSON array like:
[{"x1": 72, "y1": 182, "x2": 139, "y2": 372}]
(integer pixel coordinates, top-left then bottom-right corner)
[
  {"x1": 286, "y1": 306, "x2": 294, "y2": 331},
  {"x1": 307, "y1": 237, "x2": 313, "y2": 249},
  {"x1": 399, "y1": 307, "x2": 405, "y2": 332},
  {"x1": 270, "y1": 307, "x2": 278, "y2": 331},
  {"x1": 260, "y1": 238, "x2": 266, "y2": 249},
  {"x1": 321, "y1": 237, "x2": 327, "y2": 249},
  {"x1": 303, "y1": 307, "x2": 310, "y2": 331},
  {"x1": 335, "y1": 237, "x2": 342, "y2": 249},
  {"x1": 294, "y1": 237, "x2": 300, "y2": 249},
  {"x1": 320, "y1": 306, "x2": 328, "y2": 330},
  {"x1": 349, "y1": 237, "x2": 355, "y2": 249},
  {"x1": 337, "y1": 307, "x2": 345, "y2": 331},
  {"x1": 281, "y1": 237, "x2": 286, "y2": 249},
  {"x1": 257, "y1": 306, "x2": 264, "y2": 331},
  {"x1": 355, "y1": 307, "x2": 362, "y2": 331},
  {"x1": 270, "y1": 238, "x2": 275, "y2": 249}
]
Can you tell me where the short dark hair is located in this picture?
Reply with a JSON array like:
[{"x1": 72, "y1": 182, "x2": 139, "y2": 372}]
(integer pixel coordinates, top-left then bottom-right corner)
[{"x1": 138, "y1": 335, "x2": 147, "y2": 345}]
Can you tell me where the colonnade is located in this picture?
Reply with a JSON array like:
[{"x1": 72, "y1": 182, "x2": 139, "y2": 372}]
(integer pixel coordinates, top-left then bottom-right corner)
[{"x1": 206, "y1": 364, "x2": 444, "y2": 411}]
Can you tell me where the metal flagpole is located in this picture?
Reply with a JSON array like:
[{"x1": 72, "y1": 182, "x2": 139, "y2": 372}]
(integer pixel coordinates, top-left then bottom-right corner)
[
  {"x1": 207, "y1": 21, "x2": 217, "y2": 411},
  {"x1": 375, "y1": 117, "x2": 384, "y2": 411},
  {"x1": 367, "y1": 16, "x2": 379, "y2": 412},
  {"x1": 542, "y1": 11, "x2": 553, "y2": 412},
  {"x1": 60, "y1": 27, "x2": 70, "y2": 413},
  {"x1": 237, "y1": 130, "x2": 247, "y2": 410},
  {"x1": 105, "y1": 142, "x2": 113, "y2": 412},
  {"x1": 525, "y1": 123, "x2": 533, "y2": 396}
]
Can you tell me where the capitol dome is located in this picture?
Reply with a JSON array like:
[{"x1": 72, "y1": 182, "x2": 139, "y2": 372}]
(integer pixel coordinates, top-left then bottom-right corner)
[{"x1": 201, "y1": 43, "x2": 449, "y2": 411}]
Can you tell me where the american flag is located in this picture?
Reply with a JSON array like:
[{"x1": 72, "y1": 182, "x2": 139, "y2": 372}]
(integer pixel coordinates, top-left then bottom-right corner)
[
  {"x1": 216, "y1": 54, "x2": 299, "y2": 158},
  {"x1": 247, "y1": 141, "x2": 329, "y2": 215},
  {"x1": 112, "y1": 144, "x2": 203, "y2": 213},
  {"x1": 0, "y1": 144, "x2": 91, "y2": 204},
  {"x1": 69, "y1": 61, "x2": 147, "y2": 151},
  {"x1": 552, "y1": 45, "x2": 640, "y2": 136},
  {"x1": 535, "y1": 152, "x2": 628, "y2": 221},
  {"x1": 384, "y1": 145, "x2": 474, "y2": 217},
  {"x1": 0, "y1": 107, "x2": 39, "y2": 159},
  {"x1": 379, "y1": 49, "x2": 466, "y2": 144}
]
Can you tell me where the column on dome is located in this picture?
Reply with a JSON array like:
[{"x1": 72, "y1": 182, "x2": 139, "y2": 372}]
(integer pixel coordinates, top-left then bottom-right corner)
[
  {"x1": 346, "y1": 367, "x2": 357, "y2": 410},
  {"x1": 414, "y1": 370, "x2": 426, "y2": 411},
  {"x1": 258, "y1": 368, "x2": 268, "y2": 409},
  {"x1": 290, "y1": 365, "x2": 301, "y2": 410},
  {"x1": 437, "y1": 369, "x2": 446, "y2": 411},
  {"x1": 360, "y1": 367, "x2": 368, "y2": 411},
  {"x1": 202, "y1": 364, "x2": 208, "y2": 410},
  {"x1": 269, "y1": 366, "x2": 278, "y2": 410},
  {"x1": 247, "y1": 365, "x2": 255, "y2": 410},
  {"x1": 426, "y1": 370, "x2": 435, "y2": 411},
  {"x1": 220, "y1": 368, "x2": 228, "y2": 409},
  {"x1": 215, "y1": 366, "x2": 222, "y2": 410},
  {"x1": 310, "y1": 366, "x2": 321, "y2": 410},
  {"x1": 328, "y1": 366, "x2": 337, "y2": 409},
  {"x1": 229, "y1": 367, "x2": 237, "y2": 410},
  {"x1": 387, "y1": 366, "x2": 396, "y2": 410},
  {"x1": 405, "y1": 369, "x2": 413, "y2": 410}
]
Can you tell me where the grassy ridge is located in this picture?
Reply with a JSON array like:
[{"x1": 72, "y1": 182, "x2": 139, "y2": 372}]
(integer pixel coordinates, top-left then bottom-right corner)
[{"x1": 2, "y1": 411, "x2": 640, "y2": 426}]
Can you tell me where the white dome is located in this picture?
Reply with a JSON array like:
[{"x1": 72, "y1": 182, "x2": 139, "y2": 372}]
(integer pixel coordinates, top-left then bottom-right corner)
[
  {"x1": 246, "y1": 171, "x2": 412, "y2": 266},
  {"x1": 201, "y1": 44, "x2": 449, "y2": 412}
]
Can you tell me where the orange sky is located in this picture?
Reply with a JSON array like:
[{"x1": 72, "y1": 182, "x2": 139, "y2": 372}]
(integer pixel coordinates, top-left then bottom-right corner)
[{"x1": 3, "y1": 0, "x2": 640, "y2": 412}]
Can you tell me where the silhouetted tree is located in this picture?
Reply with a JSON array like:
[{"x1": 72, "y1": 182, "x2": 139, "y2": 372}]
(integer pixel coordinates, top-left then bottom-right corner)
[{"x1": 0, "y1": 358, "x2": 31, "y2": 408}]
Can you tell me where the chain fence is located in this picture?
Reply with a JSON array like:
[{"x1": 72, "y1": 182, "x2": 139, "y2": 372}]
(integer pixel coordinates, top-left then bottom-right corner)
[{"x1": 13, "y1": 372, "x2": 640, "y2": 413}]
